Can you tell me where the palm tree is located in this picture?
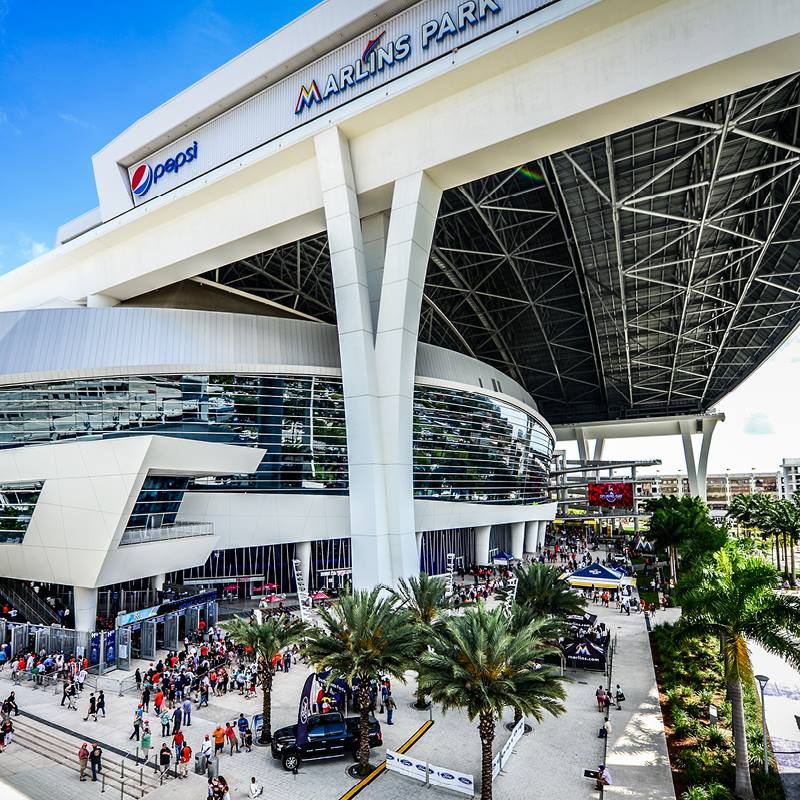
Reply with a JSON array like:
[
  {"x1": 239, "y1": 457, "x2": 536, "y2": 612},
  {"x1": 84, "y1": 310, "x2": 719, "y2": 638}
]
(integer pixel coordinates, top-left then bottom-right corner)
[
  {"x1": 220, "y1": 612, "x2": 306, "y2": 744},
  {"x1": 389, "y1": 573, "x2": 449, "y2": 709},
  {"x1": 770, "y1": 499, "x2": 800, "y2": 584},
  {"x1": 302, "y1": 588, "x2": 417, "y2": 775},
  {"x1": 750, "y1": 494, "x2": 783, "y2": 573},
  {"x1": 504, "y1": 562, "x2": 587, "y2": 618},
  {"x1": 418, "y1": 604, "x2": 568, "y2": 800},
  {"x1": 677, "y1": 542, "x2": 800, "y2": 799}
]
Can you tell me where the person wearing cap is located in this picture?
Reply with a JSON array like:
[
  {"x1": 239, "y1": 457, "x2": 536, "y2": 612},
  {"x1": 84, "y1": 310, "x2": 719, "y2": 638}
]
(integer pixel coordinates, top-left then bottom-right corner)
[
  {"x1": 595, "y1": 763, "x2": 613, "y2": 789},
  {"x1": 89, "y1": 743, "x2": 103, "y2": 782},
  {"x1": 77, "y1": 742, "x2": 89, "y2": 781}
]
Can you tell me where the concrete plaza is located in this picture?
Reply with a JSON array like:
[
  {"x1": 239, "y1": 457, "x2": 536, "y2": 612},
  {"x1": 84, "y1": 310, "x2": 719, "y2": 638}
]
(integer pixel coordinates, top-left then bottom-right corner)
[{"x1": 0, "y1": 601, "x2": 674, "y2": 800}]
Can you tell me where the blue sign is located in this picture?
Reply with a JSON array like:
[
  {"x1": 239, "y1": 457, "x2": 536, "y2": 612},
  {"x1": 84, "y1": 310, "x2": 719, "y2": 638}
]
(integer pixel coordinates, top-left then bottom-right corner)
[
  {"x1": 295, "y1": 674, "x2": 315, "y2": 749},
  {"x1": 105, "y1": 630, "x2": 116, "y2": 665},
  {"x1": 89, "y1": 632, "x2": 101, "y2": 666}
]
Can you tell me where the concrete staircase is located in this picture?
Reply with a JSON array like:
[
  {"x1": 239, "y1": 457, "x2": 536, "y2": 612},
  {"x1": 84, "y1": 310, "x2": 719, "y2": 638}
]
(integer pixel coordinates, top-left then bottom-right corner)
[{"x1": 10, "y1": 713, "x2": 168, "y2": 798}]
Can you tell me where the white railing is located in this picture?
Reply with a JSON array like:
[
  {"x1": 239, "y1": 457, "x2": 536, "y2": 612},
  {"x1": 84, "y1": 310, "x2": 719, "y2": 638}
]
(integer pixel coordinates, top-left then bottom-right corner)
[{"x1": 119, "y1": 521, "x2": 213, "y2": 546}]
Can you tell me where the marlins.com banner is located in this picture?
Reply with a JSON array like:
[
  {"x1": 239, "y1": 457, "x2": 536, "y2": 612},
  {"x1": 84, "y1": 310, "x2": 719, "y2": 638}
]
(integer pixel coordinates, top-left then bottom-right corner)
[{"x1": 588, "y1": 482, "x2": 634, "y2": 509}]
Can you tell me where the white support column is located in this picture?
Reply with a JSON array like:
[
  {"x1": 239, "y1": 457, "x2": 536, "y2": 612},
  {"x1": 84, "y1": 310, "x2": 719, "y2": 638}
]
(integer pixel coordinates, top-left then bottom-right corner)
[
  {"x1": 576, "y1": 430, "x2": 589, "y2": 462},
  {"x1": 74, "y1": 586, "x2": 97, "y2": 632},
  {"x1": 475, "y1": 525, "x2": 491, "y2": 566},
  {"x1": 314, "y1": 127, "x2": 442, "y2": 589},
  {"x1": 416, "y1": 531, "x2": 423, "y2": 557},
  {"x1": 150, "y1": 573, "x2": 165, "y2": 592},
  {"x1": 524, "y1": 520, "x2": 538, "y2": 553},
  {"x1": 510, "y1": 521, "x2": 525, "y2": 561},
  {"x1": 537, "y1": 520, "x2": 548, "y2": 550},
  {"x1": 679, "y1": 421, "x2": 700, "y2": 497},
  {"x1": 295, "y1": 541, "x2": 312, "y2": 591},
  {"x1": 679, "y1": 418, "x2": 718, "y2": 501}
]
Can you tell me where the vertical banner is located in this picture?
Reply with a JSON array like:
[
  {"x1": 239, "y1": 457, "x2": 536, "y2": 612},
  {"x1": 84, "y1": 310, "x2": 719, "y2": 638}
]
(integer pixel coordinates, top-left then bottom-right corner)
[
  {"x1": 105, "y1": 630, "x2": 116, "y2": 665},
  {"x1": 295, "y1": 673, "x2": 315, "y2": 748},
  {"x1": 89, "y1": 632, "x2": 101, "y2": 666}
]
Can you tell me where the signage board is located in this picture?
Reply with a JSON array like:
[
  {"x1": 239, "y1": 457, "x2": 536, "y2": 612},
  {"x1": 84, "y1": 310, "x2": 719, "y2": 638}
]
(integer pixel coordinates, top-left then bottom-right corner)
[
  {"x1": 429, "y1": 762, "x2": 475, "y2": 795},
  {"x1": 588, "y1": 482, "x2": 634, "y2": 509},
  {"x1": 385, "y1": 750, "x2": 430, "y2": 783},
  {"x1": 126, "y1": 0, "x2": 559, "y2": 204}
]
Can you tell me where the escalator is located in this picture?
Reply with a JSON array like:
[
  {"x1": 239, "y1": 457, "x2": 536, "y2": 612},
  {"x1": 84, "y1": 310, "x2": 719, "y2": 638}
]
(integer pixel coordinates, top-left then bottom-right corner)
[{"x1": 0, "y1": 579, "x2": 61, "y2": 625}]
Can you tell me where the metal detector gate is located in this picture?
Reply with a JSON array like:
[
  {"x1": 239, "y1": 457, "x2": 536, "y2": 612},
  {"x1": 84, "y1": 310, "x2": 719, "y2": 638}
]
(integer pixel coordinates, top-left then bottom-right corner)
[
  {"x1": 163, "y1": 613, "x2": 179, "y2": 652},
  {"x1": 9, "y1": 624, "x2": 25, "y2": 657},
  {"x1": 205, "y1": 600, "x2": 218, "y2": 628},
  {"x1": 140, "y1": 620, "x2": 156, "y2": 661},
  {"x1": 32, "y1": 625, "x2": 50, "y2": 655},
  {"x1": 186, "y1": 607, "x2": 200, "y2": 634},
  {"x1": 117, "y1": 627, "x2": 131, "y2": 671}
]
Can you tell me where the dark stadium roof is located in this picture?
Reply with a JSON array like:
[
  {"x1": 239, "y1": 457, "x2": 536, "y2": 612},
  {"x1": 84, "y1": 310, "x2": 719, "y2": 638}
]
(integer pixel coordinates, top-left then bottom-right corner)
[{"x1": 205, "y1": 73, "x2": 800, "y2": 425}]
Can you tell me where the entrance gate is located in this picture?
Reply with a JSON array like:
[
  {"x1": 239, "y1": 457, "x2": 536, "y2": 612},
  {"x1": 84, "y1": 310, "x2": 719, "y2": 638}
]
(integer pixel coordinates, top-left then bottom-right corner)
[
  {"x1": 117, "y1": 627, "x2": 131, "y2": 671},
  {"x1": 33, "y1": 626, "x2": 50, "y2": 655},
  {"x1": 9, "y1": 624, "x2": 26, "y2": 657},
  {"x1": 141, "y1": 620, "x2": 156, "y2": 661},
  {"x1": 163, "y1": 613, "x2": 179, "y2": 652},
  {"x1": 186, "y1": 607, "x2": 199, "y2": 635},
  {"x1": 206, "y1": 600, "x2": 217, "y2": 628}
]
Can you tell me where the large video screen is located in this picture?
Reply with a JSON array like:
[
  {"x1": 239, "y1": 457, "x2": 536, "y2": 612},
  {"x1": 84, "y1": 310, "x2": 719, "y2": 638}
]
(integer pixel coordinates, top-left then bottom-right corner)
[{"x1": 588, "y1": 482, "x2": 634, "y2": 509}]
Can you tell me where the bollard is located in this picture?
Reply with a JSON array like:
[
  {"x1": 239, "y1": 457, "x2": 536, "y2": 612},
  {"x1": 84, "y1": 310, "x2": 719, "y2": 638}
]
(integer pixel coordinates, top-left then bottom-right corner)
[
  {"x1": 139, "y1": 766, "x2": 143, "y2": 787},
  {"x1": 119, "y1": 780, "x2": 126, "y2": 800},
  {"x1": 101, "y1": 771, "x2": 106, "y2": 793}
]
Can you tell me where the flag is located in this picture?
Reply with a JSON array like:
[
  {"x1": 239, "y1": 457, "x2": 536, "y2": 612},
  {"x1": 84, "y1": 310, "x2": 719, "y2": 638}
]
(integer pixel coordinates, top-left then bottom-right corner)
[{"x1": 295, "y1": 673, "x2": 315, "y2": 748}]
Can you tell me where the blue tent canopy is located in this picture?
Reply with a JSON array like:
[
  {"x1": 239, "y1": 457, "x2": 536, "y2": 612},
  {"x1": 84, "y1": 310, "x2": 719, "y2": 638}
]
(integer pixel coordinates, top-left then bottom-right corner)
[
  {"x1": 566, "y1": 563, "x2": 624, "y2": 588},
  {"x1": 492, "y1": 550, "x2": 514, "y2": 561}
]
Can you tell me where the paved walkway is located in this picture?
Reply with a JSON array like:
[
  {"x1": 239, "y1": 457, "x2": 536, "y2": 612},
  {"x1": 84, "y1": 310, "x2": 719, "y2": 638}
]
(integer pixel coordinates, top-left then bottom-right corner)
[{"x1": 0, "y1": 601, "x2": 675, "y2": 800}]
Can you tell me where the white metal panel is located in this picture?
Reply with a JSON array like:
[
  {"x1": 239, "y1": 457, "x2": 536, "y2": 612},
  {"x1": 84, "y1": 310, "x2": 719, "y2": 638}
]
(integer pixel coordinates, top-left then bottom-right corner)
[{"x1": 126, "y1": 0, "x2": 557, "y2": 205}]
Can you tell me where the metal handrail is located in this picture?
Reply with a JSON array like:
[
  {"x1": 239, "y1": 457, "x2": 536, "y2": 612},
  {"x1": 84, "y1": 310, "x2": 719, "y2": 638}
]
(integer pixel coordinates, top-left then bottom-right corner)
[{"x1": 119, "y1": 521, "x2": 213, "y2": 547}]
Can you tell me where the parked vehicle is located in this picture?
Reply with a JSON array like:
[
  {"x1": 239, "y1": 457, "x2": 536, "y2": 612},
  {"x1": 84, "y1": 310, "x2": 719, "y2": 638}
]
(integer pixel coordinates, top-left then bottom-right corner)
[{"x1": 270, "y1": 711, "x2": 382, "y2": 771}]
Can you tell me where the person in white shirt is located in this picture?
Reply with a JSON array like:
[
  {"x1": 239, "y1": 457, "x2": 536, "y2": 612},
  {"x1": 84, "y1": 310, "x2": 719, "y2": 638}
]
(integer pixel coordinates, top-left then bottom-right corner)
[
  {"x1": 596, "y1": 764, "x2": 613, "y2": 789},
  {"x1": 249, "y1": 777, "x2": 264, "y2": 798}
]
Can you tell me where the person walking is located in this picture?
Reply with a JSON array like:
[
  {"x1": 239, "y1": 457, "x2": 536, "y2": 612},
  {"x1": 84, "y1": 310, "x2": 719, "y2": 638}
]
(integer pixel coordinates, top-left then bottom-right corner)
[
  {"x1": 182, "y1": 696, "x2": 192, "y2": 727},
  {"x1": 129, "y1": 711, "x2": 143, "y2": 741},
  {"x1": 83, "y1": 692, "x2": 98, "y2": 722},
  {"x1": 141, "y1": 685, "x2": 150, "y2": 713},
  {"x1": 160, "y1": 709, "x2": 171, "y2": 738},
  {"x1": 615, "y1": 684, "x2": 625, "y2": 710},
  {"x1": 243, "y1": 725, "x2": 253, "y2": 752},
  {"x1": 178, "y1": 742, "x2": 192, "y2": 779},
  {"x1": 385, "y1": 692, "x2": 397, "y2": 725},
  {"x1": 158, "y1": 743, "x2": 172, "y2": 776},
  {"x1": 134, "y1": 668, "x2": 142, "y2": 692},
  {"x1": 60, "y1": 679, "x2": 71, "y2": 707},
  {"x1": 237, "y1": 713, "x2": 248, "y2": 747},
  {"x1": 141, "y1": 723, "x2": 152, "y2": 765},
  {"x1": 595, "y1": 684, "x2": 606, "y2": 713},
  {"x1": 225, "y1": 722, "x2": 239, "y2": 755},
  {"x1": 171, "y1": 704, "x2": 182, "y2": 735},
  {"x1": 89, "y1": 743, "x2": 103, "y2": 782},
  {"x1": 172, "y1": 729, "x2": 185, "y2": 763},
  {"x1": 78, "y1": 742, "x2": 90, "y2": 781},
  {"x1": 97, "y1": 690, "x2": 106, "y2": 718}
]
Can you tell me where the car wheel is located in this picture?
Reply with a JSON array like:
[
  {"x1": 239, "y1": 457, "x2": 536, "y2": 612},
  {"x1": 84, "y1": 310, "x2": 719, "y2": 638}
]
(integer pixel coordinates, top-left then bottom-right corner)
[{"x1": 282, "y1": 752, "x2": 301, "y2": 771}]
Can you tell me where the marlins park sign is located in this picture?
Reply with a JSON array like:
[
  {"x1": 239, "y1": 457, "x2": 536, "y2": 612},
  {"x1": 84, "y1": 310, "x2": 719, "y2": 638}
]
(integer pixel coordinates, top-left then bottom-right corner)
[{"x1": 127, "y1": 0, "x2": 557, "y2": 204}]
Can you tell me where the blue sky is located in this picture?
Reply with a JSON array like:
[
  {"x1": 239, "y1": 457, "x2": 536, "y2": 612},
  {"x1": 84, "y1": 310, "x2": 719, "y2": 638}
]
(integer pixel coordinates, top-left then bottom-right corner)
[{"x1": 0, "y1": 0, "x2": 317, "y2": 274}]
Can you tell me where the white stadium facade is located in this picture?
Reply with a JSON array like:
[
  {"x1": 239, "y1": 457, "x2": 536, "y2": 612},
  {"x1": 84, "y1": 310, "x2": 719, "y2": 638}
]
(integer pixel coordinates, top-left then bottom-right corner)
[{"x1": 2, "y1": 0, "x2": 800, "y2": 632}]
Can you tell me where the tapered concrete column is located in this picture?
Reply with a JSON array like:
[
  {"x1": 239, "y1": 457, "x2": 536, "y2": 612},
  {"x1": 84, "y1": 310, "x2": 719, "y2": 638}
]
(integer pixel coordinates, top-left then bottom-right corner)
[
  {"x1": 150, "y1": 573, "x2": 166, "y2": 592},
  {"x1": 510, "y1": 521, "x2": 525, "y2": 560},
  {"x1": 314, "y1": 127, "x2": 442, "y2": 589},
  {"x1": 416, "y1": 531, "x2": 423, "y2": 558},
  {"x1": 475, "y1": 525, "x2": 491, "y2": 566},
  {"x1": 295, "y1": 541, "x2": 312, "y2": 590},
  {"x1": 74, "y1": 586, "x2": 97, "y2": 632},
  {"x1": 679, "y1": 418, "x2": 718, "y2": 501},
  {"x1": 537, "y1": 520, "x2": 548, "y2": 550},
  {"x1": 524, "y1": 520, "x2": 538, "y2": 553}
]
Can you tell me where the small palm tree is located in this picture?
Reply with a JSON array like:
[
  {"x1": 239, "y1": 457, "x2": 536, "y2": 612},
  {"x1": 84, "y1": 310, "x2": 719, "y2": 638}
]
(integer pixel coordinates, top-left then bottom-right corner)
[
  {"x1": 220, "y1": 613, "x2": 306, "y2": 744},
  {"x1": 678, "y1": 542, "x2": 800, "y2": 799},
  {"x1": 418, "y1": 604, "x2": 568, "y2": 800},
  {"x1": 505, "y1": 562, "x2": 586, "y2": 618},
  {"x1": 389, "y1": 573, "x2": 449, "y2": 709},
  {"x1": 302, "y1": 588, "x2": 417, "y2": 775}
]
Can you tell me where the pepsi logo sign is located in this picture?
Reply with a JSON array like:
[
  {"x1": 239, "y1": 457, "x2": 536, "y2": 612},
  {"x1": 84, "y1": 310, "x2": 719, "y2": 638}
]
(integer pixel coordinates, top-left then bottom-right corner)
[{"x1": 129, "y1": 141, "x2": 198, "y2": 199}]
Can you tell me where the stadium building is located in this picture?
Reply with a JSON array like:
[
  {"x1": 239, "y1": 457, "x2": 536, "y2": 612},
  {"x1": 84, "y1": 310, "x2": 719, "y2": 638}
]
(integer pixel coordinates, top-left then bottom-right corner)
[{"x1": 2, "y1": 0, "x2": 800, "y2": 631}]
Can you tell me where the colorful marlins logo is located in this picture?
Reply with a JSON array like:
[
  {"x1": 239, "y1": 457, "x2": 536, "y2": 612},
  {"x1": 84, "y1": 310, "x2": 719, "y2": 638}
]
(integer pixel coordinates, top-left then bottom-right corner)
[{"x1": 130, "y1": 163, "x2": 153, "y2": 197}]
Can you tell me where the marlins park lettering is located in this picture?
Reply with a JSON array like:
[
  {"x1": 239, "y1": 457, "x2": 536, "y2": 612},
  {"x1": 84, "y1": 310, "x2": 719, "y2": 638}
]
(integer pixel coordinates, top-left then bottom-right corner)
[{"x1": 295, "y1": 0, "x2": 502, "y2": 114}]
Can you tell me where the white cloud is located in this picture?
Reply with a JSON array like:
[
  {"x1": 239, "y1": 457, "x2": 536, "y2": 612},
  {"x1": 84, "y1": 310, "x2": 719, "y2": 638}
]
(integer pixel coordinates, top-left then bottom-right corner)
[
  {"x1": 743, "y1": 412, "x2": 774, "y2": 435},
  {"x1": 18, "y1": 234, "x2": 49, "y2": 262},
  {"x1": 57, "y1": 112, "x2": 94, "y2": 130}
]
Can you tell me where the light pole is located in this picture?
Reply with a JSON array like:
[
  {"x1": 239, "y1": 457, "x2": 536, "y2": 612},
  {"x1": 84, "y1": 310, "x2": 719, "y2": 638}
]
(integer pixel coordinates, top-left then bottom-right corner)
[{"x1": 755, "y1": 674, "x2": 770, "y2": 774}]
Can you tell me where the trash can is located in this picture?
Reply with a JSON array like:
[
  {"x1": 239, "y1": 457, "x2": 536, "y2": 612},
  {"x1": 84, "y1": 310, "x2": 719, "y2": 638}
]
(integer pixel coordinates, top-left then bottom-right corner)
[
  {"x1": 206, "y1": 756, "x2": 219, "y2": 779},
  {"x1": 195, "y1": 754, "x2": 208, "y2": 775}
]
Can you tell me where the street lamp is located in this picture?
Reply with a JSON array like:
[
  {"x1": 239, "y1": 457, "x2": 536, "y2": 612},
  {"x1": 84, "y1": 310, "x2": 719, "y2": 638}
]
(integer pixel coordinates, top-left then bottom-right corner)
[{"x1": 755, "y1": 674, "x2": 770, "y2": 774}]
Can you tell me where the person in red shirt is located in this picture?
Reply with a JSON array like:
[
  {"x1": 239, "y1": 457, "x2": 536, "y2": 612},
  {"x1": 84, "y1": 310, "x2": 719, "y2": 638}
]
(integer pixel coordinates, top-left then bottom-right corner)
[
  {"x1": 198, "y1": 619, "x2": 206, "y2": 633},
  {"x1": 178, "y1": 743, "x2": 191, "y2": 779},
  {"x1": 154, "y1": 689, "x2": 164, "y2": 714},
  {"x1": 172, "y1": 729, "x2": 184, "y2": 763},
  {"x1": 225, "y1": 723, "x2": 239, "y2": 755}
]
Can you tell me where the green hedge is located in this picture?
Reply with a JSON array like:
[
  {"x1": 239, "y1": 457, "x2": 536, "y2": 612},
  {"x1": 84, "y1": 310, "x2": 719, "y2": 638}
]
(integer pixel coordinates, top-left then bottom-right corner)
[{"x1": 650, "y1": 623, "x2": 785, "y2": 800}]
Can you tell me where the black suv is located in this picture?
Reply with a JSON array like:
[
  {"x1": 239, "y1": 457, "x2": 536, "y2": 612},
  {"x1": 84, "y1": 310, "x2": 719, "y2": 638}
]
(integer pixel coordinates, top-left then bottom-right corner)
[{"x1": 270, "y1": 712, "x2": 383, "y2": 771}]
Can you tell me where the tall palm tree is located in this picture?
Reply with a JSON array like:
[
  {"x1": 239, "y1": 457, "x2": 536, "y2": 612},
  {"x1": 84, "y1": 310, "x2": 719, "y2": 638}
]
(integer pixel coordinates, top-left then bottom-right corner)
[
  {"x1": 389, "y1": 573, "x2": 449, "y2": 709},
  {"x1": 418, "y1": 604, "x2": 568, "y2": 800},
  {"x1": 770, "y1": 499, "x2": 800, "y2": 584},
  {"x1": 750, "y1": 494, "x2": 783, "y2": 573},
  {"x1": 302, "y1": 588, "x2": 417, "y2": 775},
  {"x1": 678, "y1": 542, "x2": 800, "y2": 799},
  {"x1": 220, "y1": 613, "x2": 306, "y2": 744},
  {"x1": 504, "y1": 562, "x2": 586, "y2": 618}
]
